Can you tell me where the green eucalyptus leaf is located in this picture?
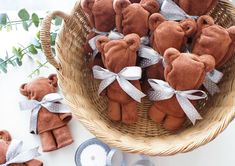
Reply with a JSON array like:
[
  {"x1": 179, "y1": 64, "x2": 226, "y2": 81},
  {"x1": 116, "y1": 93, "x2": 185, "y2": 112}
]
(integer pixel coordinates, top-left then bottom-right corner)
[
  {"x1": 18, "y1": 9, "x2": 30, "y2": 21},
  {"x1": 54, "y1": 16, "x2": 62, "y2": 26},
  {"x1": 51, "y1": 47, "x2": 56, "y2": 54},
  {"x1": 28, "y1": 44, "x2": 38, "y2": 54},
  {"x1": 32, "y1": 13, "x2": 39, "y2": 27},
  {"x1": 22, "y1": 21, "x2": 29, "y2": 31},
  {"x1": 0, "y1": 13, "x2": 7, "y2": 25},
  {"x1": 50, "y1": 32, "x2": 57, "y2": 46},
  {"x1": 12, "y1": 47, "x2": 23, "y2": 59},
  {"x1": 36, "y1": 31, "x2": 40, "y2": 39},
  {"x1": 0, "y1": 58, "x2": 7, "y2": 73},
  {"x1": 16, "y1": 58, "x2": 22, "y2": 66},
  {"x1": 8, "y1": 60, "x2": 16, "y2": 67}
]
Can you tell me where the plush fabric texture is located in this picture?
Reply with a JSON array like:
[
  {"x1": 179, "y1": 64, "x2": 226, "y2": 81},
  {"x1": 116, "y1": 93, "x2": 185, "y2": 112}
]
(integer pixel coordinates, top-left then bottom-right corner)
[
  {"x1": 114, "y1": 0, "x2": 160, "y2": 37},
  {"x1": 149, "y1": 48, "x2": 215, "y2": 131},
  {"x1": 96, "y1": 34, "x2": 142, "y2": 124},
  {"x1": 174, "y1": 0, "x2": 218, "y2": 16},
  {"x1": 192, "y1": 15, "x2": 235, "y2": 67},
  {"x1": 144, "y1": 13, "x2": 197, "y2": 89},
  {"x1": 0, "y1": 130, "x2": 43, "y2": 166},
  {"x1": 19, "y1": 74, "x2": 73, "y2": 152}
]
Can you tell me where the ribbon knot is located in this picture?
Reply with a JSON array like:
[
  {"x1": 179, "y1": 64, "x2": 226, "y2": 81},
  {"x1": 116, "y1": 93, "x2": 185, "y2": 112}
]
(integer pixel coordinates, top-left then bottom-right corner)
[
  {"x1": 19, "y1": 93, "x2": 71, "y2": 134},
  {"x1": 92, "y1": 65, "x2": 146, "y2": 102},
  {"x1": 0, "y1": 140, "x2": 40, "y2": 166},
  {"x1": 160, "y1": 0, "x2": 198, "y2": 20},
  {"x1": 148, "y1": 79, "x2": 207, "y2": 125}
]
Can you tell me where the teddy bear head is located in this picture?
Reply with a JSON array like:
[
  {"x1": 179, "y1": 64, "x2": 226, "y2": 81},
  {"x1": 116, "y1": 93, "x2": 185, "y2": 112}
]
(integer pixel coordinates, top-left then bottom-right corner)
[
  {"x1": 174, "y1": 0, "x2": 218, "y2": 16},
  {"x1": 149, "y1": 13, "x2": 197, "y2": 55},
  {"x1": 20, "y1": 74, "x2": 58, "y2": 101},
  {"x1": 192, "y1": 15, "x2": 235, "y2": 67},
  {"x1": 163, "y1": 48, "x2": 215, "y2": 90},
  {"x1": 96, "y1": 34, "x2": 140, "y2": 73},
  {"x1": 114, "y1": 0, "x2": 160, "y2": 37},
  {"x1": 81, "y1": 0, "x2": 116, "y2": 32},
  {"x1": 0, "y1": 130, "x2": 12, "y2": 164}
]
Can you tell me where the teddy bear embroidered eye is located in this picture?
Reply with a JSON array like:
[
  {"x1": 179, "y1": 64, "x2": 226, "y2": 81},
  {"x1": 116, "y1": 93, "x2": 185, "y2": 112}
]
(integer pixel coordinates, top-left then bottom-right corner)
[
  {"x1": 19, "y1": 74, "x2": 73, "y2": 152},
  {"x1": 192, "y1": 15, "x2": 235, "y2": 67},
  {"x1": 145, "y1": 13, "x2": 197, "y2": 80},
  {"x1": 114, "y1": 0, "x2": 160, "y2": 37},
  {"x1": 0, "y1": 130, "x2": 43, "y2": 166},
  {"x1": 96, "y1": 34, "x2": 142, "y2": 124},
  {"x1": 149, "y1": 48, "x2": 215, "y2": 131},
  {"x1": 173, "y1": 0, "x2": 218, "y2": 16}
]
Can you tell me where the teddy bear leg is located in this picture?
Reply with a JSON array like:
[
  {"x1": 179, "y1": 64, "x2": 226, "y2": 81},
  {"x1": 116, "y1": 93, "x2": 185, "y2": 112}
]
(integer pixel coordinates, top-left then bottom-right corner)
[
  {"x1": 25, "y1": 159, "x2": 43, "y2": 166},
  {"x1": 121, "y1": 101, "x2": 138, "y2": 124},
  {"x1": 163, "y1": 115, "x2": 185, "y2": 131},
  {"x1": 108, "y1": 100, "x2": 121, "y2": 121},
  {"x1": 39, "y1": 131, "x2": 57, "y2": 152},
  {"x1": 148, "y1": 105, "x2": 166, "y2": 123},
  {"x1": 52, "y1": 125, "x2": 73, "y2": 149}
]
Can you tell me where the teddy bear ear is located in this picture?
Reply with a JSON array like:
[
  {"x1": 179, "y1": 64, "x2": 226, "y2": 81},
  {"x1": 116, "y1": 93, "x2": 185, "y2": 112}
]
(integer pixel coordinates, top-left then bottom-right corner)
[
  {"x1": 96, "y1": 36, "x2": 110, "y2": 53},
  {"x1": 163, "y1": 48, "x2": 181, "y2": 64},
  {"x1": 0, "y1": 130, "x2": 12, "y2": 142},
  {"x1": 124, "y1": 33, "x2": 140, "y2": 51},
  {"x1": 149, "y1": 13, "x2": 165, "y2": 31},
  {"x1": 198, "y1": 54, "x2": 215, "y2": 72},
  {"x1": 180, "y1": 19, "x2": 197, "y2": 37},
  {"x1": 81, "y1": 0, "x2": 95, "y2": 13},
  {"x1": 48, "y1": 74, "x2": 58, "y2": 88},
  {"x1": 113, "y1": 0, "x2": 131, "y2": 14},
  {"x1": 197, "y1": 15, "x2": 214, "y2": 30},
  {"x1": 19, "y1": 83, "x2": 28, "y2": 97},
  {"x1": 140, "y1": 0, "x2": 160, "y2": 14},
  {"x1": 227, "y1": 26, "x2": 235, "y2": 45}
]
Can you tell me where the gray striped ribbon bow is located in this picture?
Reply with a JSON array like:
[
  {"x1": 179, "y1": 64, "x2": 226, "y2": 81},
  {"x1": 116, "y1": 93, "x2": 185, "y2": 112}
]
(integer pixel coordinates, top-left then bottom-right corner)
[
  {"x1": 0, "y1": 140, "x2": 40, "y2": 166},
  {"x1": 89, "y1": 30, "x2": 149, "y2": 59},
  {"x1": 148, "y1": 79, "x2": 207, "y2": 124},
  {"x1": 138, "y1": 45, "x2": 164, "y2": 68},
  {"x1": 160, "y1": 0, "x2": 198, "y2": 20},
  {"x1": 203, "y1": 70, "x2": 223, "y2": 96},
  {"x1": 92, "y1": 65, "x2": 146, "y2": 102},
  {"x1": 19, "y1": 93, "x2": 71, "y2": 134}
]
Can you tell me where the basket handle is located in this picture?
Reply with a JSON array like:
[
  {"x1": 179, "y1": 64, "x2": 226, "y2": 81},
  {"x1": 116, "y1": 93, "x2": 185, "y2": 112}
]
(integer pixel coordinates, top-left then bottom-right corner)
[{"x1": 40, "y1": 11, "x2": 70, "y2": 70}]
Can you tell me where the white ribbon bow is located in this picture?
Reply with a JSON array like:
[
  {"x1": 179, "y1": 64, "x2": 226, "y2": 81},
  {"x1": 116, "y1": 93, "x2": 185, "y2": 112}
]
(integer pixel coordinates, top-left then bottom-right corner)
[
  {"x1": 148, "y1": 79, "x2": 207, "y2": 124},
  {"x1": 19, "y1": 93, "x2": 71, "y2": 134},
  {"x1": 138, "y1": 46, "x2": 164, "y2": 68},
  {"x1": 203, "y1": 70, "x2": 223, "y2": 96},
  {"x1": 160, "y1": 0, "x2": 198, "y2": 20},
  {"x1": 92, "y1": 65, "x2": 146, "y2": 102},
  {"x1": 0, "y1": 140, "x2": 40, "y2": 166}
]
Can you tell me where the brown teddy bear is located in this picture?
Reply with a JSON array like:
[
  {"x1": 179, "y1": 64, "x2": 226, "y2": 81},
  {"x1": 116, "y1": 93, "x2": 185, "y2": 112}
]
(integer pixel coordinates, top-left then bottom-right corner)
[
  {"x1": 148, "y1": 48, "x2": 215, "y2": 131},
  {"x1": 173, "y1": 0, "x2": 218, "y2": 16},
  {"x1": 192, "y1": 15, "x2": 235, "y2": 67},
  {"x1": 19, "y1": 74, "x2": 73, "y2": 152},
  {"x1": 81, "y1": 0, "x2": 116, "y2": 68},
  {"x1": 0, "y1": 130, "x2": 42, "y2": 166},
  {"x1": 114, "y1": 0, "x2": 160, "y2": 37},
  {"x1": 94, "y1": 34, "x2": 145, "y2": 124},
  {"x1": 141, "y1": 13, "x2": 197, "y2": 92}
]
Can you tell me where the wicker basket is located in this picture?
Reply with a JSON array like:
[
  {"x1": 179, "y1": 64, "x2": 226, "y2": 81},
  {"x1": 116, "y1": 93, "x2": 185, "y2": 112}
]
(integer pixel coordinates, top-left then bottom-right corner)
[{"x1": 40, "y1": 0, "x2": 235, "y2": 156}]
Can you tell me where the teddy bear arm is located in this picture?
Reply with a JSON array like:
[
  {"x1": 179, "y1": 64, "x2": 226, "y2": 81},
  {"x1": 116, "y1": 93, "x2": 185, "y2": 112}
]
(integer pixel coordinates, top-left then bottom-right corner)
[{"x1": 25, "y1": 159, "x2": 43, "y2": 166}]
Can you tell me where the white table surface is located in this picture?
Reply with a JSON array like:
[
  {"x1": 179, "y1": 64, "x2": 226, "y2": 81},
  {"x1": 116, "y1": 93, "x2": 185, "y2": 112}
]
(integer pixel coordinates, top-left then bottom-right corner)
[{"x1": 1, "y1": 0, "x2": 235, "y2": 166}]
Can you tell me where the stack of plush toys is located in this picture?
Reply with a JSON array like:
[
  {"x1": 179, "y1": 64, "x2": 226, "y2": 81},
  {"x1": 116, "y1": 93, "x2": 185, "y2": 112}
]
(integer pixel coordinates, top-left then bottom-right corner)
[{"x1": 81, "y1": 0, "x2": 235, "y2": 131}]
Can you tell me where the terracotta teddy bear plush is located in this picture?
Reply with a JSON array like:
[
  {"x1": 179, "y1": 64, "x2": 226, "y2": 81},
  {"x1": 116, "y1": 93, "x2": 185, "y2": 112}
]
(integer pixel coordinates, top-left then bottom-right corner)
[
  {"x1": 148, "y1": 48, "x2": 215, "y2": 131},
  {"x1": 114, "y1": 0, "x2": 160, "y2": 37},
  {"x1": 192, "y1": 15, "x2": 235, "y2": 67},
  {"x1": 19, "y1": 74, "x2": 73, "y2": 152},
  {"x1": 81, "y1": 0, "x2": 116, "y2": 68},
  {"x1": 0, "y1": 130, "x2": 42, "y2": 166},
  {"x1": 95, "y1": 34, "x2": 142, "y2": 124},
  {"x1": 173, "y1": 0, "x2": 218, "y2": 16},
  {"x1": 141, "y1": 13, "x2": 197, "y2": 92}
]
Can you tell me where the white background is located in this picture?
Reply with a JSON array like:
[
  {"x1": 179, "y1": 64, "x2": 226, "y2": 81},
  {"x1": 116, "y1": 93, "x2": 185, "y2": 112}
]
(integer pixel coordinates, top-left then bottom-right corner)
[{"x1": 1, "y1": 0, "x2": 235, "y2": 166}]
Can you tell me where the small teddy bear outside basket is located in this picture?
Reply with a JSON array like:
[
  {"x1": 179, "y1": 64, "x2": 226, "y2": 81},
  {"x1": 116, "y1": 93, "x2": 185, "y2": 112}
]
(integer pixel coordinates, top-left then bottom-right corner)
[{"x1": 40, "y1": 0, "x2": 235, "y2": 155}]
